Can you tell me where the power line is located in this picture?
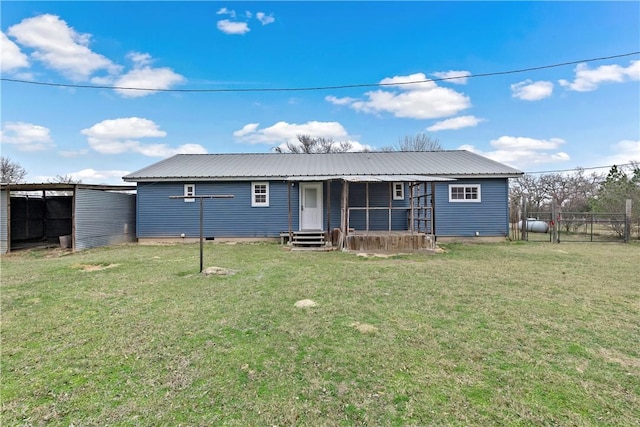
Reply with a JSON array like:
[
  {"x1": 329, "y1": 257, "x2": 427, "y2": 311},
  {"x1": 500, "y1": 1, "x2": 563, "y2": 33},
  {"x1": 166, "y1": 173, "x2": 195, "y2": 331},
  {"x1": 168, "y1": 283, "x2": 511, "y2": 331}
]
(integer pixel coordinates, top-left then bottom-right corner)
[
  {"x1": 2, "y1": 51, "x2": 639, "y2": 93},
  {"x1": 524, "y1": 162, "x2": 637, "y2": 175}
]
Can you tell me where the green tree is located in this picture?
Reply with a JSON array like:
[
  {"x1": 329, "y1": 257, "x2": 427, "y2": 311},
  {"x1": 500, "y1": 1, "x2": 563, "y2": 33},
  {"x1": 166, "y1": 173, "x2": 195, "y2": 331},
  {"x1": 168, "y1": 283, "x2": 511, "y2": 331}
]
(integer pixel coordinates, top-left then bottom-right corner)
[{"x1": 590, "y1": 164, "x2": 640, "y2": 236}]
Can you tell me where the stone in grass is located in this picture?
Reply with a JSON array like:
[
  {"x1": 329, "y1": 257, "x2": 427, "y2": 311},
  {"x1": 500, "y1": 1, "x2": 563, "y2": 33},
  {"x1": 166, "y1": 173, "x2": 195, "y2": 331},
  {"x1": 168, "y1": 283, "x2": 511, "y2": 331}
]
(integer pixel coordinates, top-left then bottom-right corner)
[
  {"x1": 294, "y1": 299, "x2": 317, "y2": 308},
  {"x1": 351, "y1": 322, "x2": 378, "y2": 334},
  {"x1": 202, "y1": 266, "x2": 237, "y2": 276}
]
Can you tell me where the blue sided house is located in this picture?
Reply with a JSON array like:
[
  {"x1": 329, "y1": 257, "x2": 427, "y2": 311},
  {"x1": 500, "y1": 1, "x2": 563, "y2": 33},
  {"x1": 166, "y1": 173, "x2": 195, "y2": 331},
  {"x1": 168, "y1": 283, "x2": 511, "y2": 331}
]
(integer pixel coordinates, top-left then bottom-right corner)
[{"x1": 123, "y1": 151, "x2": 523, "y2": 251}]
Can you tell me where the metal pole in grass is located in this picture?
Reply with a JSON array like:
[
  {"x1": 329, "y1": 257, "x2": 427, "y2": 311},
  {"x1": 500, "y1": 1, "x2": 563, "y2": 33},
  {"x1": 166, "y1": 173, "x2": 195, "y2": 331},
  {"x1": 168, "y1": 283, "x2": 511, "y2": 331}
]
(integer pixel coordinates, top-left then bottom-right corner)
[
  {"x1": 520, "y1": 195, "x2": 528, "y2": 242},
  {"x1": 625, "y1": 199, "x2": 632, "y2": 244},
  {"x1": 551, "y1": 199, "x2": 559, "y2": 243},
  {"x1": 169, "y1": 194, "x2": 234, "y2": 273}
]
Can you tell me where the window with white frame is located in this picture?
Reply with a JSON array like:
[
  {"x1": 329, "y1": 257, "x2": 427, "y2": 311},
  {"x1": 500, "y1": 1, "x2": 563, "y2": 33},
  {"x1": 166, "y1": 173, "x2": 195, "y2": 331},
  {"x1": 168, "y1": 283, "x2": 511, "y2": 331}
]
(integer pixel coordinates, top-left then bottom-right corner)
[
  {"x1": 184, "y1": 184, "x2": 195, "y2": 202},
  {"x1": 393, "y1": 182, "x2": 404, "y2": 200},
  {"x1": 449, "y1": 184, "x2": 481, "y2": 202},
  {"x1": 252, "y1": 182, "x2": 269, "y2": 207}
]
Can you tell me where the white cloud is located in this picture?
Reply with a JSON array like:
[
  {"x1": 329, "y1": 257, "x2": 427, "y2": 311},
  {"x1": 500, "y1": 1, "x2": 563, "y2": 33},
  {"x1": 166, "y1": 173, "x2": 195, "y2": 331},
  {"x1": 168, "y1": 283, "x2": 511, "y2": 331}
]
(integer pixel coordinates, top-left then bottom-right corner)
[
  {"x1": 7, "y1": 14, "x2": 121, "y2": 81},
  {"x1": 459, "y1": 136, "x2": 570, "y2": 169},
  {"x1": 379, "y1": 73, "x2": 437, "y2": 90},
  {"x1": 82, "y1": 51, "x2": 184, "y2": 97},
  {"x1": 7, "y1": 14, "x2": 183, "y2": 96},
  {"x1": 0, "y1": 121, "x2": 54, "y2": 151},
  {"x1": 114, "y1": 67, "x2": 185, "y2": 98},
  {"x1": 331, "y1": 72, "x2": 471, "y2": 119},
  {"x1": 81, "y1": 117, "x2": 206, "y2": 157},
  {"x1": 71, "y1": 169, "x2": 131, "y2": 184},
  {"x1": 217, "y1": 20, "x2": 250, "y2": 35},
  {"x1": 511, "y1": 79, "x2": 554, "y2": 101},
  {"x1": 234, "y1": 121, "x2": 350, "y2": 144},
  {"x1": 82, "y1": 117, "x2": 167, "y2": 140},
  {"x1": 233, "y1": 123, "x2": 260, "y2": 137},
  {"x1": 559, "y1": 60, "x2": 640, "y2": 92},
  {"x1": 233, "y1": 120, "x2": 370, "y2": 151},
  {"x1": 431, "y1": 70, "x2": 471, "y2": 85},
  {"x1": 325, "y1": 95, "x2": 357, "y2": 106},
  {"x1": 490, "y1": 136, "x2": 565, "y2": 151},
  {"x1": 35, "y1": 169, "x2": 131, "y2": 185},
  {"x1": 215, "y1": 9, "x2": 274, "y2": 34},
  {"x1": 134, "y1": 142, "x2": 207, "y2": 158},
  {"x1": 1, "y1": 31, "x2": 29, "y2": 72},
  {"x1": 427, "y1": 115, "x2": 485, "y2": 131},
  {"x1": 59, "y1": 149, "x2": 89, "y2": 158},
  {"x1": 127, "y1": 51, "x2": 153, "y2": 67},
  {"x1": 256, "y1": 12, "x2": 275, "y2": 25},
  {"x1": 601, "y1": 139, "x2": 640, "y2": 166},
  {"x1": 216, "y1": 7, "x2": 236, "y2": 18}
]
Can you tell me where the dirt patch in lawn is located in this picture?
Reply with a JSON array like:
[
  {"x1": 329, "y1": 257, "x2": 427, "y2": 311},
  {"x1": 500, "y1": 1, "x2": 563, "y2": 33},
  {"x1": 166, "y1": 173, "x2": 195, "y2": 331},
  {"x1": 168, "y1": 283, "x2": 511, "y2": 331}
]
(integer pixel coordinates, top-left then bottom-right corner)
[
  {"x1": 294, "y1": 299, "x2": 317, "y2": 308},
  {"x1": 75, "y1": 263, "x2": 119, "y2": 272},
  {"x1": 599, "y1": 348, "x2": 640, "y2": 369},
  {"x1": 202, "y1": 266, "x2": 237, "y2": 276},
  {"x1": 351, "y1": 322, "x2": 378, "y2": 334}
]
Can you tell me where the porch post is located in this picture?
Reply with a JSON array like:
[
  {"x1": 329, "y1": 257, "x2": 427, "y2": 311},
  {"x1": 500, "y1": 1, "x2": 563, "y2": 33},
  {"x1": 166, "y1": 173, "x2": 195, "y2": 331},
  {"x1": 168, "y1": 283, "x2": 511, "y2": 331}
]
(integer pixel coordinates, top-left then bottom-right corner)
[
  {"x1": 409, "y1": 182, "x2": 414, "y2": 233},
  {"x1": 431, "y1": 181, "x2": 436, "y2": 238},
  {"x1": 287, "y1": 181, "x2": 292, "y2": 243},
  {"x1": 388, "y1": 182, "x2": 392, "y2": 232},
  {"x1": 341, "y1": 180, "x2": 349, "y2": 246},
  {"x1": 366, "y1": 182, "x2": 370, "y2": 232},
  {"x1": 326, "y1": 180, "x2": 331, "y2": 240}
]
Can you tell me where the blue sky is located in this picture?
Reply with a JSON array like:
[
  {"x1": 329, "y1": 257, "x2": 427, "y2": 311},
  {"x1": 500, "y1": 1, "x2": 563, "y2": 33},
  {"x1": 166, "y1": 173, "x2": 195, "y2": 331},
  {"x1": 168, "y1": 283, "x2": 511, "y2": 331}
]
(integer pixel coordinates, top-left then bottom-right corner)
[{"x1": 1, "y1": 1, "x2": 639, "y2": 184}]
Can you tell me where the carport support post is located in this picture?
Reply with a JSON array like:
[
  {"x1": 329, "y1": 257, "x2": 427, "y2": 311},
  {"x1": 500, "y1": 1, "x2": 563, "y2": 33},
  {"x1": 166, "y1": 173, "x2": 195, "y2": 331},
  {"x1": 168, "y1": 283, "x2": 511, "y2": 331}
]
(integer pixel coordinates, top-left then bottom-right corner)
[{"x1": 625, "y1": 199, "x2": 632, "y2": 243}]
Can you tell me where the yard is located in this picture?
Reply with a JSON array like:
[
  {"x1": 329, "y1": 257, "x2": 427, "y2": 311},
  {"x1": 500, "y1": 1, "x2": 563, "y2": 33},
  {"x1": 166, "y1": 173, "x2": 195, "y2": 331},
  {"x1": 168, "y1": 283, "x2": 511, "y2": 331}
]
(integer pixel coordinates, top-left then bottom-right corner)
[{"x1": 1, "y1": 242, "x2": 639, "y2": 426}]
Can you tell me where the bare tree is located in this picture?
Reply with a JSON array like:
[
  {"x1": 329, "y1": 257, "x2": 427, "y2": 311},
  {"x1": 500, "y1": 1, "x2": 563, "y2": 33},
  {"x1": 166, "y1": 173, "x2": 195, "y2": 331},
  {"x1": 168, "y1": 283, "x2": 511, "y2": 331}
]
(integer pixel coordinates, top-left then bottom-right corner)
[
  {"x1": 509, "y1": 169, "x2": 601, "y2": 230},
  {"x1": 381, "y1": 133, "x2": 442, "y2": 152},
  {"x1": 48, "y1": 174, "x2": 82, "y2": 184},
  {"x1": 274, "y1": 134, "x2": 352, "y2": 153},
  {"x1": 1, "y1": 156, "x2": 27, "y2": 183}
]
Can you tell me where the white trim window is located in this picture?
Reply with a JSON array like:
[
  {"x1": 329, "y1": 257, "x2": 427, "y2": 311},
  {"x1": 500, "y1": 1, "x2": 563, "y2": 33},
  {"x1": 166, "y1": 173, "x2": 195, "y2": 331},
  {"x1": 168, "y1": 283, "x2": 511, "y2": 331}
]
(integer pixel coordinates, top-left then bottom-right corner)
[
  {"x1": 449, "y1": 184, "x2": 481, "y2": 202},
  {"x1": 252, "y1": 182, "x2": 269, "y2": 207},
  {"x1": 393, "y1": 182, "x2": 404, "y2": 200},
  {"x1": 184, "y1": 184, "x2": 195, "y2": 202}
]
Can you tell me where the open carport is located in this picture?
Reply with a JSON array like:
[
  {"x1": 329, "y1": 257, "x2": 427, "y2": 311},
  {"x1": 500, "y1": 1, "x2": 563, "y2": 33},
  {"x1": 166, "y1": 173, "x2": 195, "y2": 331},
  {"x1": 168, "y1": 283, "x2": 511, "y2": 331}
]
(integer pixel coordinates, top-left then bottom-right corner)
[{"x1": 1, "y1": 183, "x2": 136, "y2": 253}]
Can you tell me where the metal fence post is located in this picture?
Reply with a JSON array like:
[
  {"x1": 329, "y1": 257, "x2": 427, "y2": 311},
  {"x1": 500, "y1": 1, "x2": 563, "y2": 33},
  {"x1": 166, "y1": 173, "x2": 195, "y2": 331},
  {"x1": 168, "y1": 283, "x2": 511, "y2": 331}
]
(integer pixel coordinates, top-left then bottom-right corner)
[
  {"x1": 520, "y1": 196, "x2": 528, "y2": 241},
  {"x1": 625, "y1": 199, "x2": 632, "y2": 243},
  {"x1": 551, "y1": 199, "x2": 559, "y2": 243}
]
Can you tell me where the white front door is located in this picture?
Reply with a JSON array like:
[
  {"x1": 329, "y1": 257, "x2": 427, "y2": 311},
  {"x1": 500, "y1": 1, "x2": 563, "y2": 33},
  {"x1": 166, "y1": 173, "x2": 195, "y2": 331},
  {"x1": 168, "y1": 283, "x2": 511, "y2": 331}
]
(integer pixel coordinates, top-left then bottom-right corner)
[{"x1": 300, "y1": 182, "x2": 323, "y2": 230}]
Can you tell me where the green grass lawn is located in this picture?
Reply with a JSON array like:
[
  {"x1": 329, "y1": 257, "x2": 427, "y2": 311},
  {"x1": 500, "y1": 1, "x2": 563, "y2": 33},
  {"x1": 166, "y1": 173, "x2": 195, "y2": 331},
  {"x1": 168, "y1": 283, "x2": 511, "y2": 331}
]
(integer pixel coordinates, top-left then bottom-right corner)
[{"x1": 2, "y1": 242, "x2": 639, "y2": 426}]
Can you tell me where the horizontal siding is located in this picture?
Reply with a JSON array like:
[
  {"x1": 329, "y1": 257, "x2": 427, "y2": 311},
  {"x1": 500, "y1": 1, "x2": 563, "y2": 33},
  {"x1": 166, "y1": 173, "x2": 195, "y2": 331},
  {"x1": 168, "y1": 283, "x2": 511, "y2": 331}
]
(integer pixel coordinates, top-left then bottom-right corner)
[
  {"x1": 434, "y1": 178, "x2": 509, "y2": 237},
  {"x1": 136, "y1": 179, "x2": 511, "y2": 238},
  {"x1": 0, "y1": 191, "x2": 7, "y2": 253},
  {"x1": 137, "y1": 181, "x2": 298, "y2": 238},
  {"x1": 75, "y1": 189, "x2": 136, "y2": 251},
  {"x1": 328, "y1": 181, "x2": 343, "y2": 231}
]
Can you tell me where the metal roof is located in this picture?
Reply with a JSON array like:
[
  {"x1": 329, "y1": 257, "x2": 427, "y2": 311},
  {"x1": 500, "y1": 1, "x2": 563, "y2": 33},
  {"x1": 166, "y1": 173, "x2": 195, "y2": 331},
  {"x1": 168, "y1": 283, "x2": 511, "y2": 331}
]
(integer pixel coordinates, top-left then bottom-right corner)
[
  {"x1": 0, "y1": 183, "x2": 136, "y2": 192},
  {"x1": 123, "y1": 150, "x2": 523, "y2": 182}
]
